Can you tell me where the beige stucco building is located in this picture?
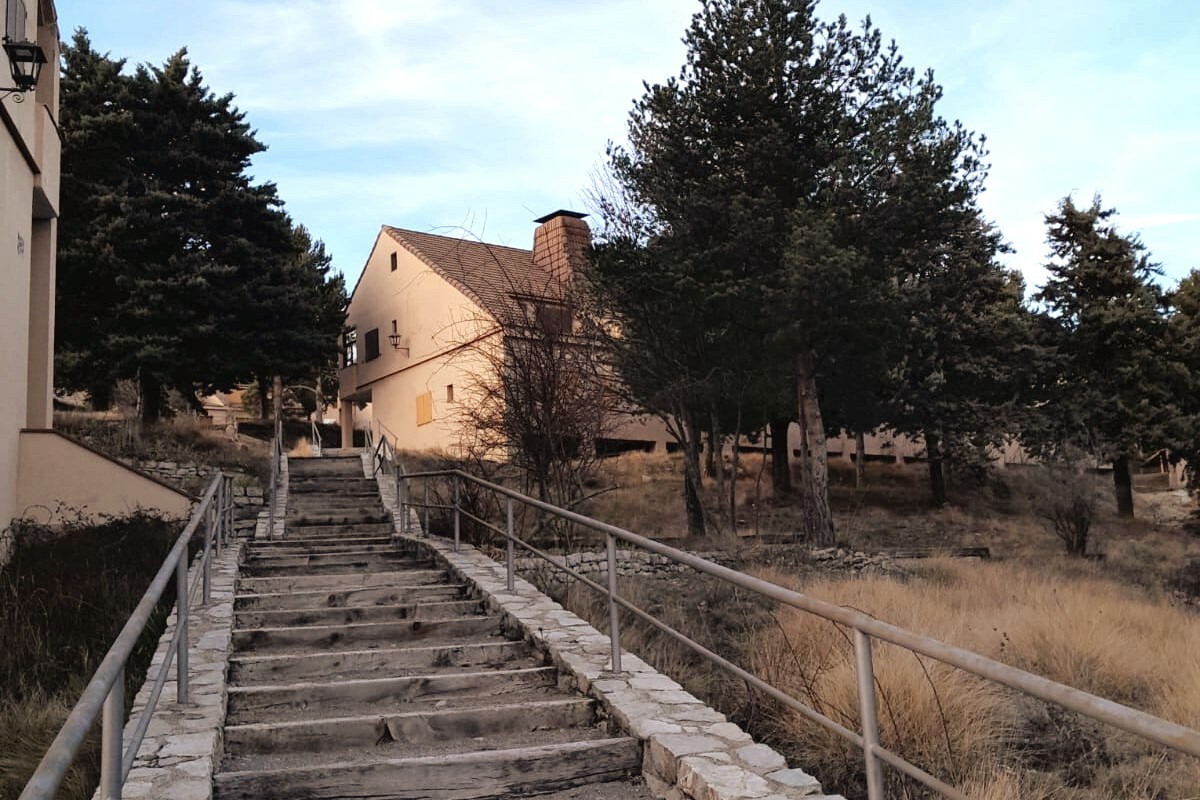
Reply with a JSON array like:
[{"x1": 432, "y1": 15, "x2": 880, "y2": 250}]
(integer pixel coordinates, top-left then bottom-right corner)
[
  {"x1": 338, "y1": 211, "x2": 667, "y2": 456},
  {"x1": 1, "y1": 0, "x2": 189, "y2": 559}
]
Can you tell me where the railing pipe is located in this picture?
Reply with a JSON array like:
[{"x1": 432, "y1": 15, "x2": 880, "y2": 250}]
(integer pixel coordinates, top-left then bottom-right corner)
[
  {"x1": 18, "y1": 476, "x2": 220, "y2": 800},
  {"x1": 606, "y1": 532, "x2": 622, "y2": 673},
  {"x1": 202, "y1": 504, "x2": 213, "y2": 604},
  {"x1": 854, "y1": 631, "x2": 885, "y2": 800},
  {"x1": 99, "y1": 667, "x2": 124, "y2": 800},
  {"x1": 175, "y1": 550, "x2": 189, "y2": 704},
  {"x1": 396, "y1": 468, "x2": 1200, "y2": 763},
  {"x1": 505, "y1": 497, "x2": 514, "y2": 592},
  {"x1": 453, "y1": 477, "x2": 461, "y2": 552}
]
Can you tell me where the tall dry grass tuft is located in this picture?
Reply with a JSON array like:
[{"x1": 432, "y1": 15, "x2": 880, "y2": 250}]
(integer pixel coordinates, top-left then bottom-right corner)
[{"x1": 748, "y1": 560, "x2": 1200, "y2": 798}]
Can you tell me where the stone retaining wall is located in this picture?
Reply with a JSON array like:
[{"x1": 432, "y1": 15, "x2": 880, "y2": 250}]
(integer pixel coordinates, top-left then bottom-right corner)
[
  {"x1": 514, "y1": 545, "x2": 901, "y2": 587},
  {"x1": 127, "y1": 460, "x2": 265, "y2": 537}
]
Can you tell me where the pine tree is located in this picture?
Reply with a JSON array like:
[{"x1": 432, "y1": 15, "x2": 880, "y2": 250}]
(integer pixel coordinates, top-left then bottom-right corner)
[
  {"x1": 57, "y1": 35, "x2": 346, "y2": 421},
  {"x1": 1033, "y1": 196, "x2": 1174, "y2": 517}
]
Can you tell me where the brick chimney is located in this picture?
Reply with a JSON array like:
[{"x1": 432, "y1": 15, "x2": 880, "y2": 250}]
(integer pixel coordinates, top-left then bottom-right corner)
[{"x1": 531, "y1": 210, "x2": 590, "y2": 287}]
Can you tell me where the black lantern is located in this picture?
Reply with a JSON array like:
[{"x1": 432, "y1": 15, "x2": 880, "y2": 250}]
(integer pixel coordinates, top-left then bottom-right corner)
[
  {"x1": 3, "y1": 38, "x2": 47, "y2": 93},
  {"x1": 387, "y1": 332, "x2": 409, "y2": 354}
]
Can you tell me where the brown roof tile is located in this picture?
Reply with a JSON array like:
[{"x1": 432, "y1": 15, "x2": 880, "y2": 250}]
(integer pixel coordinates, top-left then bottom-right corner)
[{"x1": 382, "y1": 226, "x2": 561, "y2": 321}]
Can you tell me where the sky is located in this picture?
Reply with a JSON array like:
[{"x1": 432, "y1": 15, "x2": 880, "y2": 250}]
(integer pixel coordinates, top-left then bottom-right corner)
[{"x1": 54, "y1": 0, "x2": 1199, "y2": 292}]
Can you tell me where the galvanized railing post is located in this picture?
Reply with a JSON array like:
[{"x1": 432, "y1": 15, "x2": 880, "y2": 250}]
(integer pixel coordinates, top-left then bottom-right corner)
[
  {"x1": 202, "y1": 500, "x2": 213, "y2": 605},
  {"x1": 99, "y1": 667, "x2": 124, "y2": 799},
  {"x1": 400, "y1": 475, "x2": 409, "y2": 534},
  {"x1": 606, "y1": 533, "x2": 622, "y2": 673},
  {"x1": 453, "y1": 476, "x2": 461, "y2": 552},
  {"x1": 505, "y1": 497, "x2": 515, "y2": 592},
  {"x1": 422, "y1": 480, "x2": 429, "y2": 536},
  {"x1": 394, "y1": 460, "x2": 401, "y2": 523},
  {"x1": 175, "y1": 555, "x2": 189, "y2": 705},
  {"x1": 854, "y1": 629, "x2": 885, "y2": 800},
  {"x1": 225, "y1": 475, "x2": 234, "y2": 544},
  {"x1": 214, "y1": 475, "x2": 223, "y2": 558}
]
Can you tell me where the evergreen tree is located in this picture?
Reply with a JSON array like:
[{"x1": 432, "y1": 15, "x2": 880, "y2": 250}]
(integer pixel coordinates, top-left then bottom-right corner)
[
  {"x1": 591, "y1": 0, "x2": 997, "y2": 540},
  {"x1": 1032, "y1": 196, "x2": 1174, "y2": 517},
  {"x1": 56, "y1": 34, "x2": 346, "y2": 421},
  {"x1": 55, "y1": 31, "x2": 135, "y2": 407}
]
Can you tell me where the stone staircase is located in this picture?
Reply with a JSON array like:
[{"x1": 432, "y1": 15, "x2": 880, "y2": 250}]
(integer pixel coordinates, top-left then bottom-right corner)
[{"x1": 214, "y1": 455, "x2": 648, "y2": 799}]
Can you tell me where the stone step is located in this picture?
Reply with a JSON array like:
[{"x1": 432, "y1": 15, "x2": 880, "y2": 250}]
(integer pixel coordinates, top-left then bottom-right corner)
[
  {"x1": 240, "y1": 555, "x2": 429, "y2": 576},
  {"x1": 288, "y1": 456, "x2": 366, "y2": 473},
  {"x1": 228, "y1": 640, "x2": 532, "y2": 685},
  {"x1": 234, "y1": 583, "x2": 468, "y2": 612},
  {"x1": 283, "y1": 522, "x2": 396, "y2": 538},
  {"x1": 235, "y1": 599, "x2": 484, "y2": 629},
  {"x1": 246, "y1": 536, "x2": 396, "y2": 553},
  {"x1": 286, "y1": 511, "x2": 391, "y2": 527},
  {"x1": 232, "y1": 616, "x2": 500, "y2": 654},
  {"x1": 225, "y1": 697, "x2": 597, "y2": 757},
  {"x1": 237, "y1": 568, "x2": 448, "y2": 595},
  {"x1": 213, "y1": 735, "x2": 641, "y2": 800},
  {"x1": 286, "y1": 480, "x2": 378, "y2": 493},
  {"x1": 226, "y1": 666, "x2": 559, "y2": 724},
  {"x1": 244, "y1": 541, "x2": 399, "y2": 557}
]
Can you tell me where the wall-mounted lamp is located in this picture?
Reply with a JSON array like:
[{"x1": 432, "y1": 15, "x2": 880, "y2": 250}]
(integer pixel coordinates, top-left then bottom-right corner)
[
  {"x1": 387, "y1": 332, "x2": 409, "y2": 355},
  {"x1": 2, "y1": 37, "x2": 47, "y2": 101}
]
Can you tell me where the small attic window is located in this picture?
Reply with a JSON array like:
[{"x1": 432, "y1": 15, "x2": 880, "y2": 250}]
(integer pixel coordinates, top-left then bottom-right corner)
[{"x1": 390, "y1": 252, "x2": 398, "y2": 272}]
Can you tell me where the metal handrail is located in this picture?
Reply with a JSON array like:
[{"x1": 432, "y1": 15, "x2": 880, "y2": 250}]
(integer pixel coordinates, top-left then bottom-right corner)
[
  {"x1": 397, "y1": 467, "x2": 1200, "y2": 800},
  {"x1": 310, "y1": 418, "x2": 322, "y2": 456},
  {"x1": 19, "y1": 471, "x2": 236, "y2": 800}
]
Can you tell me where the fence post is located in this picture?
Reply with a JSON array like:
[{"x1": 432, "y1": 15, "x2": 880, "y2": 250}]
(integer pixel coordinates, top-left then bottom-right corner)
[
  {"x1": 100, "y1": 667, "x2": 124, "y2": 799},
  {"x1": 400, "y1": 475, "x2": 409, "y2": 534},
  {"x1": 175, "y1": 555, "x2": 189, "y2": 705},
  {"x1": 505, "y1": 497, "x2": 514, "y2": 592},
  {"x1": 453, "y1": 476, "x2": 461, "y2": 552},
  {"x1": 394, "y1": 461, "x2": 401, "y2": 525},
  {"x1": 422, "y1": 480, "x2": 429, "y2": 536},
  {"x1": 202, "y1": 501, "x2": 213, "y2": 605},
  {"x1": 214, "y1": 475, "x2": 223, "y2": 558},
  {"x1": 225, "y1": 475, "x2": 234, "y2": 544},
  {"x1": 606, "y1": 533, "x2": 623, "y2": 673},
  {"x1": 854, "y1": 629, "x2": 885, "y2": 800}
]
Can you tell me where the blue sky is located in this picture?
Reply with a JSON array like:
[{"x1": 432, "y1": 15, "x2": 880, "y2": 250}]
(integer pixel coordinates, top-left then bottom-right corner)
[{"x1": 55, "y1": 0, "x2": 1198, "y2": 291}]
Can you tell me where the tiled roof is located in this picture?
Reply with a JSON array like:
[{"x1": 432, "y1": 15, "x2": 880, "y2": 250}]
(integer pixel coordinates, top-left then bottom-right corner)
[{"x1": 382, "y1": 227, "x2": 560, "y2": 321}]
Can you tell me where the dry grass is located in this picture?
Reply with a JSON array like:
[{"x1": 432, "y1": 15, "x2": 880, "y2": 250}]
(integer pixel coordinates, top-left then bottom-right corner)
[{"x1": 747, "y1": 560, "x2": 1200, "y2": 798}]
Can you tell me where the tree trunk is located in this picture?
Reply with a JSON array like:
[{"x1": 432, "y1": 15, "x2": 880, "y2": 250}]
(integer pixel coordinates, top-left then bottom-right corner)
[
  {"x1": 796, "y1": 352, "x2": 835, "y2": 545},
  {"x1": 704, "y1": 429, "x2": 717, "y2": 478},
  {"x1": 855, "y1": 431, "x2": 866, "y2": 488},
  {"x1": 926, "y1": 431, "x2": 947, "y2": 507},
  {"x1": 140, "y1": 373, "x2": 163, "y2": 423},
  {"x1": 258, "y1": 375, "x2": 271, "y2": 420},
  {"x1": 709, "y1": 407, "x2": 726, "y2": 529},
  {"x1": 1113, "y1": 454, "x2": 1134, "y2": 518},
  {"x1": 769, "y1": 417, "x2": 792, "y2": 498},
  {"x1": 729, "y1": 403, "x2": 742, "y2": 536},
  {"x1": 676, "y1": 407, "x2": 707, "y2": 538}
]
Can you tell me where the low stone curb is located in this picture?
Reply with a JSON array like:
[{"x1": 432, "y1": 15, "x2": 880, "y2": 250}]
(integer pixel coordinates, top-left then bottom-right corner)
[
  {"x1": 99, "y1": 541, "x2": 240, "y2": 800},
  {"x1": 369, "y1": 459, "x2": 844, "y2": 800}
]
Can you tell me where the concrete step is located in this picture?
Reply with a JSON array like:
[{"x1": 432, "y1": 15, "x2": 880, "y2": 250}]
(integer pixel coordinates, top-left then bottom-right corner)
[
  {"x1": 240, "y1": 555, "x2": 430, "y2": 576},
  {"x1": 288, "y1": 456, "x2": 366, "y2": 474},
  {"x1": 234, "y1": 583, "x2": 468, "y2": 612},
  {"x1": 226, "y1": 666, "x2": 559, "y2": 724},
  {"x1": 246, "y1": 536, "x2": 396, "y2": 553},
  {"x1": 225, "y1": 697, "x2": 596, "y2": 756},
  {"x1": 283, "y1": 522, "x2": 396, "y2": 538},
  {"x1": 213, "y1": 735, "x2": 641, "y2": 800},
  {"x1": 235, "y1": 599, "x2": 484, "y2": 629},
  {"x1": 229, "y1": 640, "x2": 533, "y2": 685},
  {"x1": 237, "y1": 568, "x2": 448, "y2": 595},
  {"x1": 231, "y1": 616, "x2": 500, "y2": 654},
  {"x1": 286, "y1": 511, "x2": 391, "y2": 527},
  {"x1": 244, "y1": 542, "x2": 399, "y2": 557}
]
